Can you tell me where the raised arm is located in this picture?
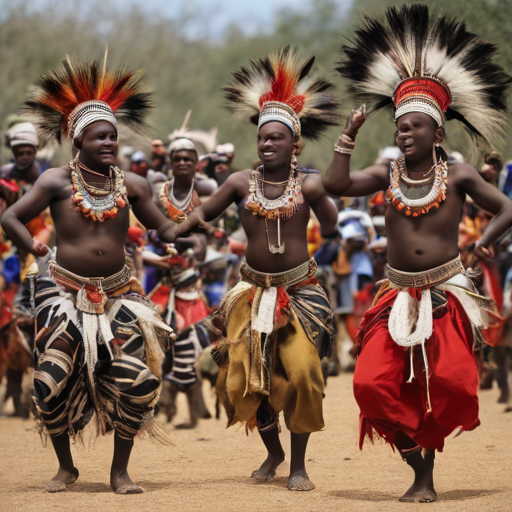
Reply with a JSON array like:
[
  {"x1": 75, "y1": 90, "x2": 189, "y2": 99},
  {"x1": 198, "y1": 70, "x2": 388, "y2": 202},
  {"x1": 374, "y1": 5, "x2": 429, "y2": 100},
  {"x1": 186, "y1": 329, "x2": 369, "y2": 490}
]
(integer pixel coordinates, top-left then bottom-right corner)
[
  {"x1": 323, "y1": 105, "x2": 389, "y2": 197},
  {"x1": 302, "y1": 173, "x2": 338, "y2": 235},
  {"x1": 1, "y1": 170, "x2": 59, "y2": 255},
  {"x1": 455, "y1": 163, "x2": 512, "y2": 250}
]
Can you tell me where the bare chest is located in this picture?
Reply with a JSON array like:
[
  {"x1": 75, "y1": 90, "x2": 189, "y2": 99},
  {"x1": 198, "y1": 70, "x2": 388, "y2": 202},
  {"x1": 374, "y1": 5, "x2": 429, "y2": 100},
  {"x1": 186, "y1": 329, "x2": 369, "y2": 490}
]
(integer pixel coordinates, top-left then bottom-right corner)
[
  {"x1": 50, "y1": 192, "x2": 130, "y2": 240},
  {"x1": 385, "y1": 181, "x2": 464, "y2": 239}
]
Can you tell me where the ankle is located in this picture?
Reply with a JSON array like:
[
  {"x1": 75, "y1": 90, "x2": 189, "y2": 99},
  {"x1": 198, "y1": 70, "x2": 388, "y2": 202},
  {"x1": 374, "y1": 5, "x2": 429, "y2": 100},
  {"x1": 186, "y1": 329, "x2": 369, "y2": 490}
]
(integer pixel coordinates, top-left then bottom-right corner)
[
  {"x1": 57, "y1": 465, "x2": 76, "y2": 475},
  {"x1": 269, "y1": 450, "x2": 285, "y2": 461},
  {"x1": 289, "y1": 462, "x2": 306, "y2": 474}
]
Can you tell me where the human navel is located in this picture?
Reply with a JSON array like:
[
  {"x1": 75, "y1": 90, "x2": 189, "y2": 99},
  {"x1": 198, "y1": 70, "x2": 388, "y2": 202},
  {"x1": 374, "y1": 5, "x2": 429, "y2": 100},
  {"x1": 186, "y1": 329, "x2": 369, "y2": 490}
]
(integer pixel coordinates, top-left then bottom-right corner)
[{"x1": 97, "y1": 250, "x2": 104, "y2": 256}]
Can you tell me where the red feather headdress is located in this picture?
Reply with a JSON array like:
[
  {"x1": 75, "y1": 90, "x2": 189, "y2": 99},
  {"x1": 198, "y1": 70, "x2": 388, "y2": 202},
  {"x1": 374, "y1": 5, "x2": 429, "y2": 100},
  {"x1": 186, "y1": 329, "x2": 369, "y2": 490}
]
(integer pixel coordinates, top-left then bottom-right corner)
[
  {"x1": 24, "y1": 49, "x2": 152, "y2": 145},
  {"x1": 224, "y1": 45, "x2": 339, "y2": 140}
]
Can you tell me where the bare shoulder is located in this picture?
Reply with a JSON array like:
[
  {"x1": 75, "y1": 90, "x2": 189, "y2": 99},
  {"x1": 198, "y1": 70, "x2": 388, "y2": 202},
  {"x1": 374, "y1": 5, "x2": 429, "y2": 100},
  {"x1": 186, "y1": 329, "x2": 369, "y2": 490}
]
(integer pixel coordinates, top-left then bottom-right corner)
[
  {"x1": 448, "y1": 162, "x2": 480, "y2": 186},
  {"x1": 36, "y1": 166, "x2": 71, "y2": 192},
  {"x1": 301, "y1": 171, "x2": 324, "y2": 197},
  {"x1": 195, "y1": 177, "x2": 218, "y2": 196},
  {"x1": 228, "y1": 169, "x2": 251, "y2": 185},
  {"x1": 124, "y1": 171, "x2": 151, "y2": 197},
  {"x1": 225, "y1": 169, "x2": 251, "y2": 190}
]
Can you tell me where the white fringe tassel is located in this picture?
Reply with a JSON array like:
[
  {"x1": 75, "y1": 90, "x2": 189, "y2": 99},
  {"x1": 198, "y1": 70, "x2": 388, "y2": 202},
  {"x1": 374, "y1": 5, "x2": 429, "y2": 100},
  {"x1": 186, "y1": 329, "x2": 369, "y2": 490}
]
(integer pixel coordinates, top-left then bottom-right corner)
[{"x1": 389, "y1": 289, "x2": 433, "y2": 412}]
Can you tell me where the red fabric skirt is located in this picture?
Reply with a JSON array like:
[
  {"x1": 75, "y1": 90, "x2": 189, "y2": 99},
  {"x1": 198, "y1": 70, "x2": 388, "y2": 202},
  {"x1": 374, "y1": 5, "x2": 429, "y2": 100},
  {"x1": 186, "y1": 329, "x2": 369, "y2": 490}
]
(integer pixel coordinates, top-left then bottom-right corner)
[{"x1": 354, "y1": 288, "x2": 480, "y2": 452}]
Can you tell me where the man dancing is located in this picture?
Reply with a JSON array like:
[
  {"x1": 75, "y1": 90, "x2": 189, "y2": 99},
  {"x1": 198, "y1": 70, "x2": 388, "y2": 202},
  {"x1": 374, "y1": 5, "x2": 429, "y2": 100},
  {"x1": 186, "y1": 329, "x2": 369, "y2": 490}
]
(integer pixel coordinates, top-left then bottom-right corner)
[
  {"x1": 173, "y1": 46, "x2": 339, "y2": 490},
  {"x1": 1, "y1": 55, "x2": 178, "y2": 494},
  {"x1": 323, "y1": 5, "x2": 512, "y2": 502}
]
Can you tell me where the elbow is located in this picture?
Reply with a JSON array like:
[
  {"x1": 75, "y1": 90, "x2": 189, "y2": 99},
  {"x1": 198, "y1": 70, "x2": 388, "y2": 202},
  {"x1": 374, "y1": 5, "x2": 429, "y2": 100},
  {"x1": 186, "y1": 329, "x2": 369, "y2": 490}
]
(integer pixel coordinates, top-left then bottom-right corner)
[
  {"x1": 323, "y1": 177, "x2": 351, "y2": 197},
  {"x1": 320, "y1": 211, "x2": 339, "y2": 237},
  {"x1": 0, "y1": 210, "x2": 13, "y2": 232}
]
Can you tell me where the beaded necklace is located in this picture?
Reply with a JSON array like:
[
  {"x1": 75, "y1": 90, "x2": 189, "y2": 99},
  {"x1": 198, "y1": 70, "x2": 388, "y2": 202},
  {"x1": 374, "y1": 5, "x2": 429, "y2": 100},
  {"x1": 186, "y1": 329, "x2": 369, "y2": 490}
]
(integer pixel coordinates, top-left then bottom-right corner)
[
  {"x1": 69, "y1": 153, "x2": 128, "y2": 222},
  {"x1": 159, "y1": 180, "x2": 196, "y2": 224},
  {"x1": 245, "y1": 160, "x2": 304, "y2": 253},
  {"x1": 385, "y1": 156, "x2": 448, "y2": 217}
]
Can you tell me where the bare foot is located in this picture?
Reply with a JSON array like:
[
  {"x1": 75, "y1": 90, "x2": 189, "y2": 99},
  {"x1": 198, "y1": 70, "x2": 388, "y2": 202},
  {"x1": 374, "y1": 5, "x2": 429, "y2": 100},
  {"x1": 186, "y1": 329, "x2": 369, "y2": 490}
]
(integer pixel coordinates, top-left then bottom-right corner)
[
  {"x1": 287, "y1": 469, "x2": 315, "y2": 491},
  {"x1": 111, "y1": 470, "x2": 144, "y2": 494},
  {"x1": 399, "y1": 450, "x2": 437, "y2": 503},
  {"x1": 45, "y1": 467, "x2": 79, "y2": 493},
  {"x1": 175, "y1": 420, "x2": 197, "y2": 429},
  {"x1": 399, "y1": 485, "x2": 438, "y2": 503},
  {"x1": 251, "y1": 453, "x2": 285, "y2": 481}
]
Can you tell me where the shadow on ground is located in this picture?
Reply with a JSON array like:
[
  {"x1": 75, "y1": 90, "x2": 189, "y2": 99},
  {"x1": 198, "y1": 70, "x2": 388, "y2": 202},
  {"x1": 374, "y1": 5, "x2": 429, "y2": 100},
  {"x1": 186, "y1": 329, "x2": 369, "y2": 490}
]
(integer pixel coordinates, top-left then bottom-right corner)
[
  {"x1": 437, "y1": 489, "x2": 504, "y2": 501},
  {"x1": 63, "y1": 481, "x2": 174, "y2": 493},
  {"x1": 330, "y1": 489, "x2": 504, "y2": 502}
]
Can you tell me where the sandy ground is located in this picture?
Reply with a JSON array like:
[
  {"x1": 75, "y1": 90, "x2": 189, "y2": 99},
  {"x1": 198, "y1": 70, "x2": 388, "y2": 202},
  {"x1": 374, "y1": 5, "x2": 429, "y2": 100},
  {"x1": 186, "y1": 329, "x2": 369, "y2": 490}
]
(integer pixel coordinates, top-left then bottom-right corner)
[{"x1": 0, "y1": 373, "x2": 511, "y2": 512}]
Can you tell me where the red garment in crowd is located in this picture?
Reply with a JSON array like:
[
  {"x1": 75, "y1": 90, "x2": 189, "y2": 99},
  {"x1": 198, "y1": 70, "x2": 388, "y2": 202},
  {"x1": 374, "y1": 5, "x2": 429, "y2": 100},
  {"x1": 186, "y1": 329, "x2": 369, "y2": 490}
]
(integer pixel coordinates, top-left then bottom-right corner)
[
  {"x1": 354, "y1": 287, "x2": 493, "y2": 452},
  {"x1": 175, "y1": 297, "x2": 209, "y2": 330},
  {"x1": 149, "y1": 285, "x2": 210, "y2": 330}
]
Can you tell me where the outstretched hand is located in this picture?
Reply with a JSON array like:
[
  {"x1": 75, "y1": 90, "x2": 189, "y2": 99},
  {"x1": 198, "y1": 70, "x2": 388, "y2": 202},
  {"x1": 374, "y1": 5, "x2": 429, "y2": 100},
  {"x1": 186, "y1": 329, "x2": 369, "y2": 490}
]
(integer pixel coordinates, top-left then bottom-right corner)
[
  {"x1": 343, "y1": 104, "x2": 367, "y2": 139},
  {"x1": 32, "y1": 240, "x2": 50, "y2": 257}
]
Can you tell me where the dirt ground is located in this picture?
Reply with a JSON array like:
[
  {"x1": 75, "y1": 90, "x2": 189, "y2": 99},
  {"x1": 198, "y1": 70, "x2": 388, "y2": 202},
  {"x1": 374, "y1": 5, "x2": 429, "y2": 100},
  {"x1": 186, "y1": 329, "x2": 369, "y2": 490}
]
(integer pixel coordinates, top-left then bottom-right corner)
[{"x1": 1, "y1": 373, "x2": 511, "y2": 512}]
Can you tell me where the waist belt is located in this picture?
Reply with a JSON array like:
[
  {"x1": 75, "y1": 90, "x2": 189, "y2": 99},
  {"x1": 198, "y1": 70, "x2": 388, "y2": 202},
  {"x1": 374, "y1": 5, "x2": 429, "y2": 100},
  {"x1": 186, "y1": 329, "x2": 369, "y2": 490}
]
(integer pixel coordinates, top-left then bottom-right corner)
[
  {"x1": 49, "y1": 261, "x2": 132, "y2": 293},
  {"x1": 388, "y1": 255, "x2": 464, "y2": 289},
  {"x1": 240, "y1": 259, "x2": 316, "y2": 289}
]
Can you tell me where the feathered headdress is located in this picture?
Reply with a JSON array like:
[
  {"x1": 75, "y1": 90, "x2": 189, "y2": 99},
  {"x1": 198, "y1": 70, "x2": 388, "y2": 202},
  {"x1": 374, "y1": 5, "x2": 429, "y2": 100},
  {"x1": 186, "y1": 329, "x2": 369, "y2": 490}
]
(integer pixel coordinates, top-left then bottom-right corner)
[
  {"x1": 224, "y1": 45, "x2": 340, "y2": 140},
  {"x1": 337, "y1": 4, "x2": 511, "y2": 145},
  {"x1": 24, "y1": 48, "x2": 152, "y2": 145}
]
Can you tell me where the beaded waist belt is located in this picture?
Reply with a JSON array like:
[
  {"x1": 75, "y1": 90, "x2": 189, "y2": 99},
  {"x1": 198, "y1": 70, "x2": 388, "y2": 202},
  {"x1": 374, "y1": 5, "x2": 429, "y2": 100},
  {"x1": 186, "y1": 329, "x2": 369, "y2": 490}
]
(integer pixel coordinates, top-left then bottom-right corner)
[
  {"x1": 49, "y1": 260, "x2": 132, "y2": 293},
  {"x1": 387, "y1": 255, "x2": 464, "y2": 289},
  {"x1": 240, "y1": 259, "x2": 316, "y2": 289}
]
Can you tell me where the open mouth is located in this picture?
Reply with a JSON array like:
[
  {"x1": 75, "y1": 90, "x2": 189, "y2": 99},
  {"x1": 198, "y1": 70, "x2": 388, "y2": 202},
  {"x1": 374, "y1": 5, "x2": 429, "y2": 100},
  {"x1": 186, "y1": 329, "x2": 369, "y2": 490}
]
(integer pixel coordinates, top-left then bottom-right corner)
[{"x1": 263, "y1": 152, "x2": 275, "y2": 157}]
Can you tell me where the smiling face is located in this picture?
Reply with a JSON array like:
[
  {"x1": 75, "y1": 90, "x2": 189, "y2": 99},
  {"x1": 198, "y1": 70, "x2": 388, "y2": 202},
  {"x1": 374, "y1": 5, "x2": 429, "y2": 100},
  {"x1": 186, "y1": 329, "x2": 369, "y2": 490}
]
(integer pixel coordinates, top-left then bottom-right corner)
[
  {"x1": 171, "y1": 150, "x2": 198, "y2": 181},
  {"x1": 12, "y1": 144, "x2": 37, "y2": 171},
  {"x1": 77, "y1": 120, "x2": 118, "y2": 167},
  {"x1": 257, "y1": 121, "x2": 297, "y2": 171},
  {"x1": 395, "y1": 112, "x2": 443, "y2": 162}
]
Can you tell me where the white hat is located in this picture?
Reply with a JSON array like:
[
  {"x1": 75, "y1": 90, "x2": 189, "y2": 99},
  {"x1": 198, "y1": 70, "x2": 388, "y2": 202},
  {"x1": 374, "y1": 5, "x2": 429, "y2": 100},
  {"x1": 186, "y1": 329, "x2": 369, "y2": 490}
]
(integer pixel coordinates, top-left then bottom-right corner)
[
  {"x1": 8, "y1": 122, "x2": 39, "y2": 148},
  {"x1": 216, "y1": 143, "x2": 235, "y2": 155},
  {"x1": 169, "y1": 138, "x2": 197, "y2": 156}
]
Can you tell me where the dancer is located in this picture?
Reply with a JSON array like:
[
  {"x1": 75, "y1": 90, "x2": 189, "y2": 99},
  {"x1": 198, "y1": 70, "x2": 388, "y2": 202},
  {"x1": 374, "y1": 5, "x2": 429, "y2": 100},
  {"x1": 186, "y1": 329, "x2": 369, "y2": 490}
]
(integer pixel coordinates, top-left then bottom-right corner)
[
  {"x1": 1, "y1": 54, "x2": 178, "y2": 494},
  {"x1": 173, "y1": 46, "x2": 339, "y2": 491},
  {"x1": 324, "y1": 5, "x2": 512, "y2": 502}
]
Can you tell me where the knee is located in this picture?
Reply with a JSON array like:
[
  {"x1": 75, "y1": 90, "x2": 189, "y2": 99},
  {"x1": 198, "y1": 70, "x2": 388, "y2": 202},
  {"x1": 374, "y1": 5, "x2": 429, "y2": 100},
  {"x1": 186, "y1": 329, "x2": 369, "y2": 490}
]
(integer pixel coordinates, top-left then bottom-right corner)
[
  {"x1": 112, "y1": 359, "x2": 161, "y2": 406},
  {"x1": 34, "y1": 350, "x2": 74, "y2": 402}
]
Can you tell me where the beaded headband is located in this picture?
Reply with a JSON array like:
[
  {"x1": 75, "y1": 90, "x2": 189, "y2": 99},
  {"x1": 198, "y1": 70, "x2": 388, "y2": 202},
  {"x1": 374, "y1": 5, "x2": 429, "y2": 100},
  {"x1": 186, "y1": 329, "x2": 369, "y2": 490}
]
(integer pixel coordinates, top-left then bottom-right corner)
[
  {"x1": 68, "y1": 100, "x2": 118, "y2": 141},
  {"x1": 393, "y1": 77, "x2": 451, "y2": 126},
  {"x1": 258, "y1": 102, "x2": 302, "y2": 140}
]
